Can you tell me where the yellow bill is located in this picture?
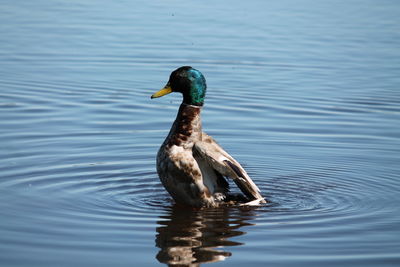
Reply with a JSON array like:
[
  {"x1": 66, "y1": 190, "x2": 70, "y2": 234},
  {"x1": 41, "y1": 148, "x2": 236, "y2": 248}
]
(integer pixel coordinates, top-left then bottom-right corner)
[{"x1": 151, "y1": 84, "x2": 172, "y2": 99}]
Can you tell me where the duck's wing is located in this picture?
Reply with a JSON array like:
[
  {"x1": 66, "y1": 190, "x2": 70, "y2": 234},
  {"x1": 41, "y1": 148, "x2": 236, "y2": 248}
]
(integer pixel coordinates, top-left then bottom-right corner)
[{"x1": 194, "y1": 132, "x2": 265, "y2": 202}]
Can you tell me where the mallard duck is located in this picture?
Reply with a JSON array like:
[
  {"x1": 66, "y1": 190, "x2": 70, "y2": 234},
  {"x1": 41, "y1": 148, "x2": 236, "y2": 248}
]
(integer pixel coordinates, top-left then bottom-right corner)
[{"x1": 151, "y1": 66, "x2": 265, "y2": 207}]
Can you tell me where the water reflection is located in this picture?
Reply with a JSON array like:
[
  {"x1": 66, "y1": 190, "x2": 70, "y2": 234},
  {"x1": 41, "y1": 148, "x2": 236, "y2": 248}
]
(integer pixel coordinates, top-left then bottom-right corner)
[{"x1": 155, "y1": 205, "x2": 258, "y2": 266}]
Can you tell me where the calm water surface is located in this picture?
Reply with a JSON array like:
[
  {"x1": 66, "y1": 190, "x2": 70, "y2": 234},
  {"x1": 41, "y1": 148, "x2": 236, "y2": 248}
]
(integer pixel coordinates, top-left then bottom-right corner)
[{"x1": 1, "y1": 1, "x2": 400, "y2": 266}]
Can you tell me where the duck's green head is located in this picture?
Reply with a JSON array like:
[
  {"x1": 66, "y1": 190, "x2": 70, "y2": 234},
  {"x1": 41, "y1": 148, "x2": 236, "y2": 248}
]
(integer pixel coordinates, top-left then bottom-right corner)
[{"x1": 151, "y1": 66, "x2": 207, "y2": 106}]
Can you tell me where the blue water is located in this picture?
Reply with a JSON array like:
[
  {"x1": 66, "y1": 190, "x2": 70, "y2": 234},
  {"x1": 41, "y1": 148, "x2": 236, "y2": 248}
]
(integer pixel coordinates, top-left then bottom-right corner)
[{"x1": 1, "y1": 0, "x2": 400, "y2": 266}]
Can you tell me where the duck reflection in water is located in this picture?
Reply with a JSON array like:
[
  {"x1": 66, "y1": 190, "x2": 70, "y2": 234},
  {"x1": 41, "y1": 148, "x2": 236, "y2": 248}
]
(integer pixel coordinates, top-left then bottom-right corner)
[{"x1": 155, "y1": 204, "x2": 258, "y2": 266}]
